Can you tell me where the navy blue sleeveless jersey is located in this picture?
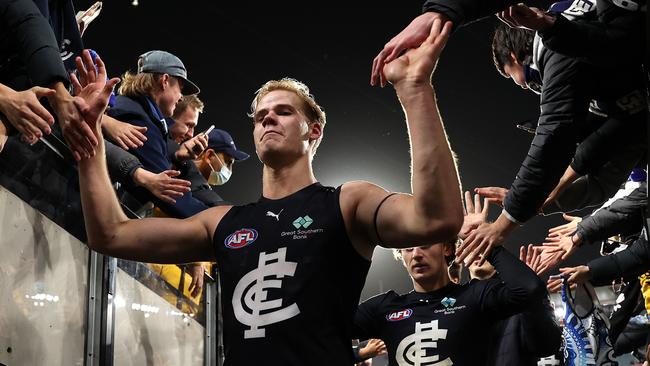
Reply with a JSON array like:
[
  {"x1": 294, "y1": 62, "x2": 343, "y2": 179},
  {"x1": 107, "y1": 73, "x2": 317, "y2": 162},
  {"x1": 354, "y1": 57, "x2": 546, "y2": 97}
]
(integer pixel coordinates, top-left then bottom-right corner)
[
  {"x1": 353, "y1": 247, "x2": 546, "y2": 366},
  {"x1": 213, "y1": 183, "x2": 371, "y2": 365}
]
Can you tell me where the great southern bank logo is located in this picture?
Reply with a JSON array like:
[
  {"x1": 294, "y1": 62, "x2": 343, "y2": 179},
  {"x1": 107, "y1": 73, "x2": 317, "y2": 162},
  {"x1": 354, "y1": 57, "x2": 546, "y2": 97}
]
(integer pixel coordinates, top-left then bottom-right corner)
[
  {"x1": 441, "y1": 297, "x2": 456, "y2": 308},
  {"x1": 292, "y1": 215, "x2": 313, "y2": 229},
  {"x1": 386, "y1": 308, "x2": 413, "y2": 322},
  {"x1": 225, "y1": 228, "x2": 258, "y2": 249}
]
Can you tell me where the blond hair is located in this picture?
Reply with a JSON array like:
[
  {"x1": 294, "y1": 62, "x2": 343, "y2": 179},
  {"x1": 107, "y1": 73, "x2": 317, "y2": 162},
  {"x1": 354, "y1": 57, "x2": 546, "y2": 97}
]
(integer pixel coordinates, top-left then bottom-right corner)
[
  {"x1": 173, "y1": 94, "x2": 204, "y2": 118},
  {"x1": 392, "y1": 238, "x2": 460, "y2": 261},
  {"x1": 249, "y1": 78, "x2": 326, "y2": 155},
  {"x1": 118, "y1": 71, "x2": 161, "y2": 98}
]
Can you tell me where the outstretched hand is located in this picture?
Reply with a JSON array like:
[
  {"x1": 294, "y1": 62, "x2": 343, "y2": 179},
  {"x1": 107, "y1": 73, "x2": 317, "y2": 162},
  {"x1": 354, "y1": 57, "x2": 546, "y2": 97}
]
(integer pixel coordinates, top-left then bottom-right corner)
[
  {"x1": 0, "y1": 85, "x2": 56, "y2": 144},
  {"x1": 133, "y1": 168, "x2": 191, "y2": 205},
  {"x1": 359, "y1": 338, "x2": 387, "y2": 359},
  {"x1": 102, "y1": 117, "x2": 148, "y2": 150},
  {"x1": 519, "y1": 244, "x2": 543, "y2": 274},
  {"x1": 496, "y1": 4, "x2": 554, "y2": 31},
  {"x1": 456, "y1": 212, "x2": 516, "y2": 266},
  {"x1": 383, "y1": 19, "x2": 453, "y2": 88},
  {"x1": 459, "y1": 191, "x2": 489, "y2": 240},
  {"x1": 187, "y1": 263, "x2": 206, "y2": 298},
  {"x1": 547, "y1": 213, "x2": 582, "y2": 239},
  {"x1": 70, "y1": 49, "x2": 120, "y2": 146},
  {"x1": 559, "y1": 266, "x2": 591, "y2": 286},
  {"x1": 535, "y1": 214, "x2": 583, "y2": 272},
  {"x1": 371, "y1": 12, "x2": 449, "y2": 87},
  {"x1": 474, "y1": 186, "x2": 508, "y2": 207}
]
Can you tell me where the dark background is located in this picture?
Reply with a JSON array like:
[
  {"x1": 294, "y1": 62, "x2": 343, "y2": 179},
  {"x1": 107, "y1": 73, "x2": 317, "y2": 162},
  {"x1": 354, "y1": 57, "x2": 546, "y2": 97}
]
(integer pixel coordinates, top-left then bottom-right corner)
[{"x1": 74, "y1": 0, "x2": 601, "y2": 298}]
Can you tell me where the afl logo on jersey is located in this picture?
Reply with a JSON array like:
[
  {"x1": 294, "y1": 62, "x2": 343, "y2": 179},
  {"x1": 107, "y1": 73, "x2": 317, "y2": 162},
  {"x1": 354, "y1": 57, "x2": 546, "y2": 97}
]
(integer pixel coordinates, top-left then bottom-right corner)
[
  {"x1": 225, "y1": 228, "x2": 258, "y2": 249},
  {"x1": 386, "y1": 308, "x2": 413, "y2": 322}
]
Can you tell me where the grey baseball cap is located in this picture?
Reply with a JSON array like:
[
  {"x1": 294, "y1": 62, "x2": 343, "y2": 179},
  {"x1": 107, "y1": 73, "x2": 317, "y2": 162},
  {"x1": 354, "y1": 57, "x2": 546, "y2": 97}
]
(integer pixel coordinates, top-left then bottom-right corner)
[{"x1": 137, "y1": 50, "x2": 200, "y2": 95}]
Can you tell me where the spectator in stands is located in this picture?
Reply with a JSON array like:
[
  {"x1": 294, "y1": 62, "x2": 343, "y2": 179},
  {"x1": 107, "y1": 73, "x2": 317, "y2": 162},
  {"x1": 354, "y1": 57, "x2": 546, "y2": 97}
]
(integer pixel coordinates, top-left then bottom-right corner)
[
  {"x1": 165, "y1": 95, "x2": 230, "y2": 207},
  {"x1": 190, "y1": 128, "x2": 249, "y2": 203},
  {"x1": 169, "y1": 95, "x2": 202, "y2": 145},
  {"x1": 0, "y1": 0, "x2": 96, "y2": 158},
  {"x1": 457, "y1": 24, "x2": 646, "y2": 267},
  {"x1": 106, "y1": 50, "x2": 208, "y2": 218},
  {"x1": 538, "y1": 175, "x2": 647, "y2": 272},
  {"x1": 0, "y1": 84, "x2": 55, "y2": 152}
]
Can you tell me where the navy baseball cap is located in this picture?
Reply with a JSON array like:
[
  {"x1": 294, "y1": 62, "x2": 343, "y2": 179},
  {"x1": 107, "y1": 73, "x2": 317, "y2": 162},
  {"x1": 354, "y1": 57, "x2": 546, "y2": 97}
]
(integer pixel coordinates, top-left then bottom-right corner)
[
  {"x1": 207, "y1": 129, "x2": 249, "y2": 161},
  {"x1": 137, "y1": 50, "x2": 200, "y2": 95}
]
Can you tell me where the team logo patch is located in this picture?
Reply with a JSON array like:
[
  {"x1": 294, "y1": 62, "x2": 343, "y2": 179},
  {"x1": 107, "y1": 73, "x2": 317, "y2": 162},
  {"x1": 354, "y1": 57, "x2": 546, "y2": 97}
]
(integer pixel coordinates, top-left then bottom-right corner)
[
  {"x1": 386, "y1": 308, "x2": 413, "y2": 322},
  {"x1": 233, "y1": 247, "x2": 300, "y2": 339},
  {"x1": 441, "y1": 297, "x2": 456, "y2": 308},
  {"x1": 292, "y1": 215, "x2": 314, "y2": 229},
  {"x1": 396, "y1": 320, "x2": 452, "y2": 365},
  {"x1": 225, "y1": 228, "x2": 258, "y2": 249}
]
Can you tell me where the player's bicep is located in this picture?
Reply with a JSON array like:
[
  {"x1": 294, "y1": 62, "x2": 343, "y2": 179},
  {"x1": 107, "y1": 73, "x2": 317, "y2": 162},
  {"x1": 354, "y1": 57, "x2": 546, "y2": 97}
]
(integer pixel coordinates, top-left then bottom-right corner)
[
  {"x1": 343, "y1": 181, "x2": 436, "y2": 249},
  {"x1": 99, "y1": 206, "x2": 228, "y2": 264}
]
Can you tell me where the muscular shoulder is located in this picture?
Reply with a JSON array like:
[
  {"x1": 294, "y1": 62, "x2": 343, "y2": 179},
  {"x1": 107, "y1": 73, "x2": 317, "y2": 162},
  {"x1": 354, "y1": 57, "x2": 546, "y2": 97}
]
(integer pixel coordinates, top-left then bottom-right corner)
[
  {"x1": 340, "y1": 180, "x2": 390, "y2": 213},
  {"x1": 193, "y1": 204, "x2": 234, "y2": 242}
]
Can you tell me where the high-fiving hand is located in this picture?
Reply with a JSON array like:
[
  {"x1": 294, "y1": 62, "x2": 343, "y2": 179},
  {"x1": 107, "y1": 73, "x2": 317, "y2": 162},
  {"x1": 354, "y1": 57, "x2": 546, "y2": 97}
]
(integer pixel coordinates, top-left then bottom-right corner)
[
  {"x1": 382, "y1": 19, "x2": 453, "y2": 88},
  {"x1": 69, "y1": 50, "x2": 120, "y2": 160},
  {"x1": 371, "y1": 12, "x2": 450, "y2": 87}
]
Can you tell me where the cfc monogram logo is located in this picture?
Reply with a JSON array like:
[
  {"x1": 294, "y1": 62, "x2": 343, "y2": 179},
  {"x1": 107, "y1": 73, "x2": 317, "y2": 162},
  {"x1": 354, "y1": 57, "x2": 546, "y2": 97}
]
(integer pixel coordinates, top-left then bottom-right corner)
[
  {"x1": 232, "y1": 247, "x2": 300, "y2": 339},
  {"x1": 395, "y1": 320, "x2": 453, "y2": 366}
]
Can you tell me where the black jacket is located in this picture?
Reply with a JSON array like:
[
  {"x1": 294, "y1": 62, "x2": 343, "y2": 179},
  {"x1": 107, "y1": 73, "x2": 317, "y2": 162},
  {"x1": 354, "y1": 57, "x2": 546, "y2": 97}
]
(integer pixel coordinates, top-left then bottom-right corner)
[
  {"x1": 542, "y1": 150, "x2": 646, "y2": 216},
  {"x1": 422, "y1": 0, "x2": 645, "y2": 67},
  {"x1": 0, "y1": 0, "x2": 69, "y2": 90},
  {"x1": 576, "y1": 183, "x2": 647, "y2": 245},
  {"x1": 589, "y1": 236, "x2": 649, "y2": 285},
  {"x1": 540, "y1": 0, "x2": 646, "y2": 67},
  {"x1": 502, "y1": 40, "x2": 593, "y2": 223},
  {"x1": 167, "y1": 138, "x2": 228, "y2": 207},
  {"x1": 32, "y1": 0, "x2": 83, "y2": 73},
  {"x1": 105, "y1": 139, "x2": 142, "y2": 187},
  {"x1": 487, "y1": 294, "x2": 562, "y2": 366},
  {"x1": 422, "y1": 0, "x2": 517, "y2": 31},
  {"x1": 507, "y1": 35, "x2": 646, "y2": 223},
  {"x1": 423, "y1": 0, "x2": 647, "y2": 223}
]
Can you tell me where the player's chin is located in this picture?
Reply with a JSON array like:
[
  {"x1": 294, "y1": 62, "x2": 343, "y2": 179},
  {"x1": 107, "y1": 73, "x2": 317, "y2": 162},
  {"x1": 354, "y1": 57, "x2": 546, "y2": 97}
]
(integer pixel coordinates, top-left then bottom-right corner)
[
  {"x1": 257, "y1": 146, "x2": 284, "y2": 165},
  {"x1": 409, "y1": 269, "x2": 433, "y2": 280}
]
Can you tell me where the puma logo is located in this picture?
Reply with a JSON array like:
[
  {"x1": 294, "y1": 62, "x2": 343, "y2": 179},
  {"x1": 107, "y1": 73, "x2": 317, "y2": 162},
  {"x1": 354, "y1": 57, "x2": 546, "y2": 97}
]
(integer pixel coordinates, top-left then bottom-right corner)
[{"x1": 266, "y1": 209, "x2": 283, "y2": 221}]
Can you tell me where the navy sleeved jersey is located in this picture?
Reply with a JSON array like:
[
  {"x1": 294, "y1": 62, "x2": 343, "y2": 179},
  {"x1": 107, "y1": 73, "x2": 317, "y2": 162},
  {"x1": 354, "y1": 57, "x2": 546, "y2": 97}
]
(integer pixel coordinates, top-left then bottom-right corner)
[
  {"x1": 213, "y1": 183, "x2": 371, "y2": 365},
  {"x1": 354, "y1": 247, "x2": 545, "y2": 366}
]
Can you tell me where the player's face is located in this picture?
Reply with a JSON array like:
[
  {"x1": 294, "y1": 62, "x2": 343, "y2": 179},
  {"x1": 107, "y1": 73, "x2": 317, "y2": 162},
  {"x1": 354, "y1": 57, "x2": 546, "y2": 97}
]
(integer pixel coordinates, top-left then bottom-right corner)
[
  {"x1": 252, "y1": 90, "x2": 316, "y2": 165},
  {"x1": 401, "y1": 243, "x2": 451, "y2": 283},
  {"x1": 503, "y1": 62, "x2": 527, "y2": 89}
]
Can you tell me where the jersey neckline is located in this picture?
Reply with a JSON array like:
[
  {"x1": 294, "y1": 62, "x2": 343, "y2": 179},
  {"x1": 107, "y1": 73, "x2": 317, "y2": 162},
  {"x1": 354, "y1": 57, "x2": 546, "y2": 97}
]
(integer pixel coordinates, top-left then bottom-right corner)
[
  {"x1": 406, "y1": 282, "x2": 460, "y2": 300},
  {"x1": 258, "y1": 182, "x2": 323, "y2": 203}
]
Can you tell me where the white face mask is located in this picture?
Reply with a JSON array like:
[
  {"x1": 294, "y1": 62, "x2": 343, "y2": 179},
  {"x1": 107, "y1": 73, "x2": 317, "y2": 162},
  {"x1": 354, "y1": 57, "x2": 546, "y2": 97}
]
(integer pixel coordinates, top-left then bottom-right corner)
[{"x1": 207, "y1": 153, "x2": 232, "y2": 186}]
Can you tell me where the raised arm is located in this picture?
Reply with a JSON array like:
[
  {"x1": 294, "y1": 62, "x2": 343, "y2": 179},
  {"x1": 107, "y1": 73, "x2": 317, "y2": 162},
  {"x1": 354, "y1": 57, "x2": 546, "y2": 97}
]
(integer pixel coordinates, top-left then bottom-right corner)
[
  {"x1": 344, "y1": 20, "x2": 463, "y2": 258},
  {"x1": 480, "y1": 246, "x2": 546, "y2": 317},
  {"x1": 371, "y1": 0, "x2": 521, "y2": 86},
  {"x1": 423, "y1": 0, "x2": 517, "y2": 29},
  {"x1": 71, "y1": 50, "x2": 223, "y2": 264}
]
